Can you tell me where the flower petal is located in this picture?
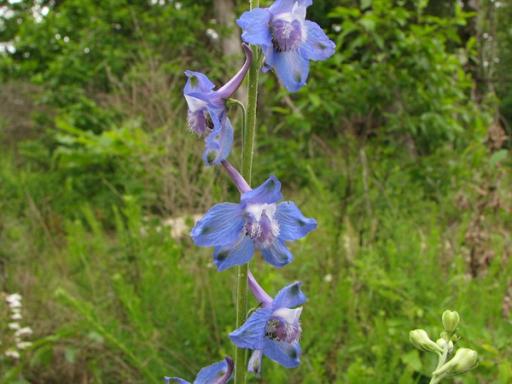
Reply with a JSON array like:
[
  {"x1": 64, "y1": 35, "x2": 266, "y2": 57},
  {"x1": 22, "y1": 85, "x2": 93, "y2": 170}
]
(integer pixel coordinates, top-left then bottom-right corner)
[
  {"x1": 165, "y1": 378, "x2": 190, "y2": 384},
  {"x1": 273, "y1": 307, "x2": 303, "y2": 325},
  {"x1": 260, "y1": 239, "x2": 293, "y2": 268},
  {"x1": 184, "y1": 93, "x2": 209, "y2": 114},
  {"x1": 272, "y1": 282, "x2": 307, "y2": 310},
  {"x1": 270, "y1": 0, "x2": 312, "y2": 16},
  {"x1": 194, "y1": 357, "x2": 233, "y2": 384},
  {"x1": 191, "y1": 203, "x2": 243, "y2": 247},
  {"x1": 214, "y1": 236, "x2": 255, "y2": 271},
  {"x1": 237, "y1": 8, "x2": 273, "y2": 47},
  {"x1": 272, "y1": 50, "x2": 309, "y2": 92},
  {"x1": 187, "y1": 109, "x2": 207, "y2": 136},
  {"x1": 262, "y1": 338, "x2": 301, "y2": 368},
  {"x1": 300, "y1": 21, "x2": 336, "y2": 61},
  {"x1": 261, "y1": 46, "x2": 275, "y2": 73},
  {"x1": 229, "y1": 308, "x2": 271, "y2": 350},
  {"x1": 276, "y1": 202, "x2": 317, "y2": 241},
  {"x1": 203, "y1": 111, "x2": 234, "y2": 165},
  {"x1": 247, "y1": 350, "x2": 263, "y2": 375},
  {"x1": 241, "y1": 176, "x2": 282, "y2": 205},
  {"x1": 184, "y1": 70, "x2": 215, "y2": 95}
]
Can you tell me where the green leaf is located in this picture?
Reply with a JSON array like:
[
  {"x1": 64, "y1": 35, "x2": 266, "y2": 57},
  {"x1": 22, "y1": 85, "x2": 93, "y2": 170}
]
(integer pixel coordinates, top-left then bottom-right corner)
[
  {"x1": 360, "y1": 17, "x2": 376, "y2": 32},
  {"x1": 401, "y1": 350, "x2": 422, "y2": 371},
  {"x1": 64, "y1": 347, "x2": 77, "y2": 364},
  {"x1": 490, "y1": 149, "x2": 508, "y2": 165},
  {"x1": 361, "y1": 0, "x2": 372, "y2": 10}
]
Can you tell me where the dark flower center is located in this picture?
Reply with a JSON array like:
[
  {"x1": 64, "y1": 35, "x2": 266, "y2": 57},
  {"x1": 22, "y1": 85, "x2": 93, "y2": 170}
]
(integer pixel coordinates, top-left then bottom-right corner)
[
  {"x1": 271, "y1": 18, "x2": 303, "y2": 52},
  {"x1": 187, "y1": 109, "x2": 214, "y2": 136},
  {"x1": 264, "y1": 316, "x2": 301, "y2": 343},
  {"x1": 205, "y1": 112, "x2": 214, "y2": 130}
]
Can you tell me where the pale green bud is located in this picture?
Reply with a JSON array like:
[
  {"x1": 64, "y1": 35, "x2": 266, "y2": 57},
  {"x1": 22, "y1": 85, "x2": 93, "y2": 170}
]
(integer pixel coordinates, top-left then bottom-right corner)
[
  {"x1": 410, "y1": 329, "x2": 443, "y2": 354},
  {"x1": 442, "y1": 310, "x2": 460, "y2": 333},
  {"x1": 433, "y1": 348, "x2": 478, "y2": 376},
  {"x1": 436, "y1": 338, "x2": 454, "y2": 354},
  {"x1": 436, "y1": 338, "x2": 448, "y2": 349}
]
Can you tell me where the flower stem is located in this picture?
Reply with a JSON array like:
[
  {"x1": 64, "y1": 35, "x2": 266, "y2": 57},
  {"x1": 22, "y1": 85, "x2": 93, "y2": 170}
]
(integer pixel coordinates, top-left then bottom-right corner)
[
  {"x1": 429, "y1": 348, "x2": 449, "y2": 384},
  {"x1": 234, "y1": 2, "x2": 260, "y2": 383}
]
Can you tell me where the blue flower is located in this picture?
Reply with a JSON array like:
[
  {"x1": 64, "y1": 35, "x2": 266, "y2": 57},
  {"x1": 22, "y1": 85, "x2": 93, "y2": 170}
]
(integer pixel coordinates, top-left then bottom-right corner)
[
  {"x1": 190, "y1": 175, "x2": 317, "y2": 271},
  {"x1": 165, "y1": 357, "x2": 233, "y2": 384},
  {"x1": 237, "y1": 0, "x2": 335, "y2": 92},
  {"x1": 184, "y1": 45, "x2": 252, "y2": 165},
  {"x1": 230, "y1": 272, "x2": 306, "y2": 369}
]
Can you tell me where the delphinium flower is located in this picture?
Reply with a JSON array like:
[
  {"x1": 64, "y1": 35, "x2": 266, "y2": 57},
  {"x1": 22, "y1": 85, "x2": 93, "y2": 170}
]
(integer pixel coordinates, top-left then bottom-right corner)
[
  {"x1": 184, "y1": 44, "x2": 252, "y2": 165},
  {"x1": 237, "y1": 0, "x2": 335, "y2": 92},
  {"x1": 165, "y1": 357, "x2": 233, "y2": 384},
  {"x1": 190, "y1": 163, "x2": 317, "y2": 271},
  {"x1": 230, "y1": 271, "x2": 306, "y2": 369}
]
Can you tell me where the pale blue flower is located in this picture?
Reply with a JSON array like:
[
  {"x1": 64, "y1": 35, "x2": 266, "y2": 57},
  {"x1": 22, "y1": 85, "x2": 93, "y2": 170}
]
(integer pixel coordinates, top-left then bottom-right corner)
[
  {"x1": 184, "y1": 45, "x2": 252, "y2": 165},
  {"x1": 165, "y1": 357, "x2": 233, "y2": 384},
  {"x1": 191, "y1": 175, "x2": 317, "y2": 271},
  {"x1": 237, "y1": 0, "x2": 335, "y2": 92},
  {"x1": 230, "y1": 271, "x2": 306, "y2": 368}
]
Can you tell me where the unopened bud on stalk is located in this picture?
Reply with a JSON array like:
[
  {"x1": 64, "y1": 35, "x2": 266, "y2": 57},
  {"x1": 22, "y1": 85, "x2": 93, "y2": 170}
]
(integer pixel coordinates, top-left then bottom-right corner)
[
  {"x1": 436, "y1": 338, "x2": 454, "y2": 354},
  {"x1": 433, "y1": 348, "x2": 478, "y2": 377},
  {"x1": 410, "y1": 329, "x2": 443, "y2": 354},
  {"x1": 442, "y1": 310, "x2": 460, "y2": 333},
  {"x1": 436, "y1": 338, "x2": 448, "y2": 349}
]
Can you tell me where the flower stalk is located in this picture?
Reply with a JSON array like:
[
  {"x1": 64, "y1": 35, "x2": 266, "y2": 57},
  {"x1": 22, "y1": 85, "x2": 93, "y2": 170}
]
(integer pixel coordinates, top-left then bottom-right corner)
[
  {"x1": 183, "y1": 0, "x2": 329, "y2": 380},
  {"x1": 429, "y1": 346, "x2": 449, "y2": 384},
  {"x1": 235, "y1": 3, "x2": 260, "y2": 383},
  {"x1": 234, "y1": 1, "x2": 260, "y2": 381}
]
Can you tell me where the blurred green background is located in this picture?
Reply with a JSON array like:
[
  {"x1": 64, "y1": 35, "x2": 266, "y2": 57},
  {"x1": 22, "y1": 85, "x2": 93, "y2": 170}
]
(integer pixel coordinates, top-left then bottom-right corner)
[{"x1": 0, "y1": 0, "x2": 511, "y2": 383}]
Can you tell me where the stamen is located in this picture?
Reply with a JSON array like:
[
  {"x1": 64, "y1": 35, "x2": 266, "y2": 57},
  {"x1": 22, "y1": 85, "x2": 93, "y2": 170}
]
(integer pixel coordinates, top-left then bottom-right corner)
[
  {"x1": 264, "y1": 316, "x2": 301, "y2": 343},
  {"x1": 271, "y1": 18, "x2": 302, "y2": 52},
  {"x1": 244, "y1": 204, "x2": 280, "y2": 246}
]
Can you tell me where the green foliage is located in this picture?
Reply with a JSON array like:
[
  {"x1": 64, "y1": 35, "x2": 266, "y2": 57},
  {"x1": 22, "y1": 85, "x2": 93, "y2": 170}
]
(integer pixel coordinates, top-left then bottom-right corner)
[
  {"x1": 1, "y1": 135, "x2": 511, "y2": 382},
  {"x1": 260, "y1": 0, "x2": 482, "y2": 178},
  {"x1": 495, "y1": 1, "x2": 512, "y2": 130}
]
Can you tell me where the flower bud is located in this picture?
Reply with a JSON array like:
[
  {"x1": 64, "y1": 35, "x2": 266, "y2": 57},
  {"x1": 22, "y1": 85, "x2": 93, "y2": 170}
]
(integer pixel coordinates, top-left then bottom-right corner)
[
  {"x1": 433, "y1": 348, "x2": 478, "y2": 377},
  {"x1": 436, "y1": 338, "x2": 448, "y2": 350},
  {"x1": 442, "y1": 310, "x2": 460, "y2": 333},
  {"x1": 410, "y1": 329, "x2": 443, "y2": 354},
  {"x1": 437, "y1": 338, "x2": 454, "y2": 354}
]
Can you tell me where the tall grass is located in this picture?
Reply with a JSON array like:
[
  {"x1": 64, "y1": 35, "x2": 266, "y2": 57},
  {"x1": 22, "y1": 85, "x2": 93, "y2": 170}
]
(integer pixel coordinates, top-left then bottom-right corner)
[{"x1": 1, "y1": 137, "x2": 510, "y2": 383}]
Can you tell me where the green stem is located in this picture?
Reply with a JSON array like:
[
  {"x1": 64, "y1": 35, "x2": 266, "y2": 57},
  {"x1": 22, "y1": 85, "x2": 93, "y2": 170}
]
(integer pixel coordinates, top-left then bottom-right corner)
[
  {"x1": 228, "y1": 98, "x2": 247, "y2": 153},
  {"x1": 234, "y1": 2, "x2": 260, "y2": 383},
  {"x1": 429, "y1": 348, "x2": 449, "y2": 384}
]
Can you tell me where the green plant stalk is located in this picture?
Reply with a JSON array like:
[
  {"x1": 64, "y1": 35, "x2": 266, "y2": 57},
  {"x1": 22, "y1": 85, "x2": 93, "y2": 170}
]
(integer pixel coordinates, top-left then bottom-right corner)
[
  {"x1": 234, "y1": 2, "x2": 260, "y2": 383},
  {"x1": 429, "y1": 347, "x2": 449, "y2": 384}
]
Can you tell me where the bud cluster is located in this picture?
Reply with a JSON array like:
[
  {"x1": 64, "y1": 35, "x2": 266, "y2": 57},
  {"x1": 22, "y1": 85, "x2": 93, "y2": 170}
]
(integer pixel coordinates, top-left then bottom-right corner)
[{"x1": 409, "y1": 310, "x2": 478, "y2": 384}]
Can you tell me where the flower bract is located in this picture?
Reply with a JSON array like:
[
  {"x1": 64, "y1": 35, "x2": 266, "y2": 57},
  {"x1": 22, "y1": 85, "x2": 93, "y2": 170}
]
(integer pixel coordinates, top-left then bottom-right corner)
[{"x1": 165, "y1": 357, "x2": 233, "y2": 384}]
